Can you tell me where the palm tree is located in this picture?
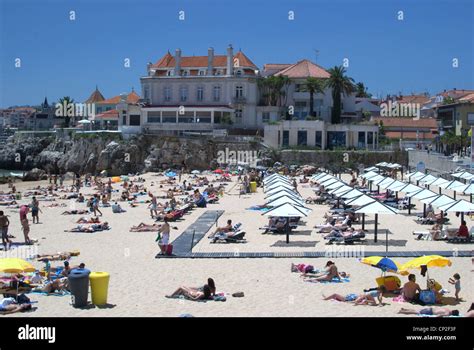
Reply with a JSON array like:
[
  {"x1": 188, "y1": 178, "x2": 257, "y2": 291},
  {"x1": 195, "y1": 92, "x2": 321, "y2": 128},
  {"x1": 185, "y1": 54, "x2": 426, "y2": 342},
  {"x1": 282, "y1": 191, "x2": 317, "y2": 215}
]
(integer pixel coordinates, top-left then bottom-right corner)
[
  {"x1": 355, "y1": 82, "x2": 372, "y2": 98},
  {"x1": 58, "y1": 96, "x2": 75, "y2": 128},
  {"x1": 301, "y1": 77, "x2": 325, "y2": 117},
  {"x1": 325, "y1": 66, "x2": 355, "y2": 124}
]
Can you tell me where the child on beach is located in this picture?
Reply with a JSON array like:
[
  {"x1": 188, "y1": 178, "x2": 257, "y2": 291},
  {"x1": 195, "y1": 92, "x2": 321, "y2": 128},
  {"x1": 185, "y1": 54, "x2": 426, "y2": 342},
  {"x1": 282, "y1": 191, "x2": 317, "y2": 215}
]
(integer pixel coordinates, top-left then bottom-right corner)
[
  {"x1": 0, "y1": 211, "x2": 12, "y2": 250},
  {"x1": 30, "y1": 196, "x2": 42, "y2": 224},
  {"x1": 448, "y1": 274, "x2": 461, "y2": 301}
]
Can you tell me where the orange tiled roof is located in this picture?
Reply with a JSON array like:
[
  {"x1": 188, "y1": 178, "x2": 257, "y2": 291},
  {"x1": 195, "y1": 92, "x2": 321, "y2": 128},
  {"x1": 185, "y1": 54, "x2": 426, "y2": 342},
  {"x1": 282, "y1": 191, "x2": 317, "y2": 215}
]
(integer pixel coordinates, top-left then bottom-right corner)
[
  {"x1": 152, "y1": 50, "x2": 257, "y2": 69},
  {"x1": 85, "y1": 87, "x2": 105, "y2": 104},
  {"x1": 372, "y1": 117, "x2": 437, "y2": 128},
  {"x1": 459, "y1": 93, "x2": 474, "y2": 103},
  {"x1": 397, "y1": 95, "x2": 430, "y2": 105},
  {"x1": 273, "y1": 59, "x2": 330, "y2": 79},
  {"x1": 95, "y1": 109, "x2": 119, "y2": 119},
  {"x1": 97, "y1": 91, "x2": 140, "y2": 105}
]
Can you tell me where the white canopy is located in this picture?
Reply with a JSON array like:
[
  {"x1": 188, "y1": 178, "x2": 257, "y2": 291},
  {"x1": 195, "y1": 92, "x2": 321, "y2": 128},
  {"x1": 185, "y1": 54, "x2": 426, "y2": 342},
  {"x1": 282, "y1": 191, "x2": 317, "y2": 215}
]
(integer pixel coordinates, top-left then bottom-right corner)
[
  {"x1": 78, "y1": 119, "x2": 91, "y2": 124},
  {"x1": 318, "y1": 178, "x2": 340, "y2": 187},
  {"x1": 340, "y1": 189, "x2": 365, "y2": 199},
  {"x1": 355, "y1": 201, "x2": 399, "y2": 215},
  {"x1": 265, "y1": 196, "x2": 305, "y2": 208},
  {"x1": 265, "y1": 188, "x2": 300, "y2": 199},
  {"x1": 367, "y1": 175, "x2": 385, "y2": 184},
  {"x1": 386, "y1": 163, "x2": 402, "y2": 169},
  {"x1": 312, "y1": 174, "x2": 334, "y2": 182},
  {"x1": 376, "y1": 162, "x2": 389, "y2": 167},
  {"x1": 345, "y1": 194, "x2": 375, "y2": 206},
  {"x1": 397, "y1": 183, "x2": 422, "y2": 194},
  {"x1": 326, "y1": 181, "x2": 346, "y2": 190},
  {"x1": 331, "y1": 185, "x2": 353, "y2": 196},
  {"x1": 378, "y1": 178, "x2": 396, "y2": 190},
  {"x1": 264, "y1": 176, "x2": 292, "y2": 186},
  {"x1": 460, "y1": 172, "x2": 474, "y2": 180},
  {"x1": 424, "y1": 195, "x2": 456, "y2": 208},
  {"x1": 361, "y1": 171, "x2": 379, "y2": 179},
  {"x1": 310, "y1": 173, "x2": 328, "y2": 181},
  {"x1": 409, "y1": 172, "x2": 426, "y2": 181},
  {"x1": 430, "y1": 178, "x2": 450, "y2": 187},
  {"x1": 387, "y1": 180, "x2": 407, "y2": 191},
  {"x1": 407, "y1": 188, "x2": 438, "y2": 200},
  {"x1": 364, "y1": 166, "x2": 379, "y2": 173},
  {"x1": 418, "y1": 174, "x2": 437, "y2": 184},
  {"x1": 450, "y1": 183, "x2": 474, "y2": 195},
  {"x1": 445, "y1": 180, "x2": 466, "y2": 190},
  {"x1": 265, "y1": 182, "x2": 295, "y2": 193},
  {"x1": 437, "y1": 199, "x2": 474, "y2": 213},
  {"x1": 262, "y1": 203, "x2": 308, "y2": 217},
  {"x1": 263, "y1": 174, "x2": 286, "y2": 184}
]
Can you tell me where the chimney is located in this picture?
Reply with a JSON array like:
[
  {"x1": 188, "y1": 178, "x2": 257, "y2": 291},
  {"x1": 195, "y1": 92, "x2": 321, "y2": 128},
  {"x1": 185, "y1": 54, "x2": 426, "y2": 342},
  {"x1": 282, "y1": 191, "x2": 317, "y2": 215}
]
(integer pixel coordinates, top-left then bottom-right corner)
[
  {"x1": 175, "y1": 48, "x2": 181, "y2": 76},
  {"x1": 207, "y1": 47, "x2": 214, "y2": 76},
  {"x1": 226, "y1": 44, "x2": 233, "y2": 76}
]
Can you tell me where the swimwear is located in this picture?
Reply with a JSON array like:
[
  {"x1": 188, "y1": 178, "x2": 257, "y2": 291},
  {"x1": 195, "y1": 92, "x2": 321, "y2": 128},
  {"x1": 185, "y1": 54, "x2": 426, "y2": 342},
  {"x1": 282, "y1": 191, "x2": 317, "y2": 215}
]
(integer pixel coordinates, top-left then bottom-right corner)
[{"x1": 419, "y1": 308, "x2": 433, "y2": 315}]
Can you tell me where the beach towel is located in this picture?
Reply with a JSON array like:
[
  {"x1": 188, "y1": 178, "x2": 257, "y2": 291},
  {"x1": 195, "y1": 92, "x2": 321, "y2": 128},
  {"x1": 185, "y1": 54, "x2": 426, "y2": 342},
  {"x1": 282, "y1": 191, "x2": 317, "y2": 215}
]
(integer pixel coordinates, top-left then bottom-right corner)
[
  {"x1": 246, "y1": 206, "x2": 270, "y2": 212},
  {"x1": 30, "y1": 290, "x2": 71, "y2": 297},
  {"x1": 305, "y1": 277, "x2": 351, "y2": 284}
]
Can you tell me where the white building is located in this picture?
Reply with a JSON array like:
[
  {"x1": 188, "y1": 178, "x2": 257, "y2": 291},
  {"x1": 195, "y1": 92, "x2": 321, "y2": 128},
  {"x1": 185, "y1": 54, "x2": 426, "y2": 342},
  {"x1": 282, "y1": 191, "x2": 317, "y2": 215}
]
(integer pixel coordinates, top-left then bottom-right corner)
[{"x1": 119, "y1": 45, "x2": 259, "y2": 136}]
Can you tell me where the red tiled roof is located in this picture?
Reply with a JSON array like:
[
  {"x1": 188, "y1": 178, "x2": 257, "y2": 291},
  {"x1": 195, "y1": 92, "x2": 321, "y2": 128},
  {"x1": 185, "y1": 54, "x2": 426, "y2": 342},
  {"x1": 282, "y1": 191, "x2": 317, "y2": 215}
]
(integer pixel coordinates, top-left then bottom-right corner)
[
  {"x1": 459, "y1": 93, "x2": 474, "y2": 103},
  {"x1": 97, "y1": 91, "x2": 140, "y2": 105},
  {"x1": 95, "y1": 109, "x2": 119, "y2": 119},
  {"x1": 385, "y1": 131, "x2": 436, "y2": 140},
  {"x1": 85, "y1": 88, "x2": 105, "y2": 104},
  {"x1": 263, "y1": 63, "x2": 292, "y2": 71},
  {"x1": 397, "y1": 95, "x2": 430, "y2": 105},
  {"x1": 372, "y1": 117, "x2": 437, "y2": 128},
  {"x1": 273, "y1": 59, "x2": 330, "y2": 79},
  {"x1": 152, "y1": 50, "x2": 257, "y2": 69},
  {"x1": 438, "y1": 89, "x2": 474, "y2": 99}
]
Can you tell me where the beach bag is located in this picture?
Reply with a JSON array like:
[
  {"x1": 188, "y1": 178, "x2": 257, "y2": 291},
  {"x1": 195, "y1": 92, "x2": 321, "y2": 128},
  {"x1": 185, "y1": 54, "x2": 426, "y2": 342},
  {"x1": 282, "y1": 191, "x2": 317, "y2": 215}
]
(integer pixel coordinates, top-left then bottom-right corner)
[
  {"x1": 165, "y1": 244, "x2": 173, "y2": 256},
  {"x1": 419, "y1": 290, "x2": 436, "y2": 305}
]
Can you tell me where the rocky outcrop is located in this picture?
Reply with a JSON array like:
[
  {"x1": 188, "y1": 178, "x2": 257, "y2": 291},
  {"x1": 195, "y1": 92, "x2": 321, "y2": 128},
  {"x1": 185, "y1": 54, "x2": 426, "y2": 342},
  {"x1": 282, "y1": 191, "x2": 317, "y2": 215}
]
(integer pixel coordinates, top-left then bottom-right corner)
[{"x1": 23, "y1": 168, "x2": 47, "y2": 181}]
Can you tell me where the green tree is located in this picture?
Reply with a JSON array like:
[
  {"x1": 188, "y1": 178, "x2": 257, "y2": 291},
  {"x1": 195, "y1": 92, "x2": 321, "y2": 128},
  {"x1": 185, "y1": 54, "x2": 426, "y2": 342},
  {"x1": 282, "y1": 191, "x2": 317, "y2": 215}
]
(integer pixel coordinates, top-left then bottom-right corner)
[
  {"x1": 301, "y1": 77, "x2": 325, "y2": 117},
  {"x1": 58, "y1": 96, "x2": 75, "y2": 128},
  {"x1": 325, "y1": 66, "x2": 355, "y2": 124},
  {"x1": 355, "y1": 82, "x2": 372, "y2": 98}
]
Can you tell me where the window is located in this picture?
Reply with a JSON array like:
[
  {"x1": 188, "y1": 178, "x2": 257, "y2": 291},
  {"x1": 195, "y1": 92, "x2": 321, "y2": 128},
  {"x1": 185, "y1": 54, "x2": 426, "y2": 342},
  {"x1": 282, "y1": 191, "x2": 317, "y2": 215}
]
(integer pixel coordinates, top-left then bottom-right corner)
[
  {"x1": 164, "y1": 87, "x2": 171, "y2": 102},
  {"x1": 315, "y1": 131, "x2": 322, "y2": 149},
  {"x1": 214, "y1": 111, "x2": 222, "y2": 124},
  {"x1": 213, "y1": 86, "x2": 221, "y2": 101},
  {"x1": 162, "y1": 112, "x2": 176, "y2": 123},
  {"x1": 262, "y1": 112, "x2": 270, "y2": 123},
  {"x1": 147, "y1": 112, "x2": 160, "y2": 123},
  {"x1": 282, "y1": 130, "x2": 289, "y2": 147},
  {"x1": 236, "y1": 70, "x2": 242, "y2": 77},
  {"x1": 295, "y1": 101, "x2": 306, "y2": 108},
  {"x1": 358, "y1": 131, "x2": 365, "y2": 148},
  {"x1": 367, "y1": 131, "x2": 374, "y2": 145},
  {"x1": 181, "y1": 70, "x2": 188, "y2": 76},
  {"x1": 235, "y1": 85, "x2": 243, "y2": 98},
  {"x1": 105, "y1": 107, "x2": 112, "y2": 111},
  {"x1": 297, "y1": 131, "x2": 307, "y2": 146},
  {"x1": 327, "y1": 131, "x2": 346, "y2": 149},
  {"x1": 468, "y1": 113, "x2": 474, "y2": 125},
  {"x1": 235, "y1": 109, "x2": 243, "y2": 119},
  {"x1": 278, "y1": 131, "x2": 281, "y2": 146},
  {"x1": 122, "y1": 115, "x2": 126, "y2": 125},
  {"x1": 167, "y1": 70, "x2": 173, "y2": 76},
  {"x1": 180, "y1": 87, "x2": 188, "y2": 102},
  {"x1": 295, "y1": 84, "x2": 302, "y2": 92},
  {"x1": 199, "y1": 70, "x2": 205, "y2": 76},
  {"x1": 129, "y1": 115, "x2": 141, "y2": 126},
  {"x1": 144, "y1": 86, "x2": 150, "y2": 100},
  {"x1": 97, "y1": 107, "x2": 102, "y2": 113},
  {"x1": 197, "y1": 87, "x2": 204, "y2": 101}
]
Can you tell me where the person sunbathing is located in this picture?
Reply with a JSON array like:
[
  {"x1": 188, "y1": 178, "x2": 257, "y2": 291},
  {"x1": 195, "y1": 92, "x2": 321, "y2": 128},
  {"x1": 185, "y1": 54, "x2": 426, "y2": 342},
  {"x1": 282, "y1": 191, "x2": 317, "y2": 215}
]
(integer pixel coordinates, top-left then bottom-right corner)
[
  {"x1": 34, "y1": 277, "x2": 68, "y2": 294},
  {"x1": 0, "y1": 302, "x2": 32, "y2": 314},
  {"x1": 61, "y1": 209, "x2": 89, "y2": 215},
  {"x1": 130, "y1": 223, "x2": 163, "y2": 232},
  {"x1": 263, "y1": 217, "x2": 287, "y2": 233},
  {"x1": 166, "y1": 284, "x2": 212, "y2": 301},
  {"x1": 429, "y1": 223, "x2": 442, "y2": 240},
  {"x1": 36, "y1": 251, "x2": 79, "y2": 262},
  {"x1": 66, "y1": 222, "x2": 109, "y2": 232},
  {"x1": 76, "y1": 216, "x2": 100, "y2": 224},
  {"x1": 303, "y1": 261, "x2": 341, "y2": 282},
  {"x1": 323, "y1": 287, "x2": 385, "y2": 306},
  {"x1": 398, "y1": 307, "x2": 459, "y2": 317},
  {"x1": 209, "y1": 220, "x2": 233, "y2": 238}
]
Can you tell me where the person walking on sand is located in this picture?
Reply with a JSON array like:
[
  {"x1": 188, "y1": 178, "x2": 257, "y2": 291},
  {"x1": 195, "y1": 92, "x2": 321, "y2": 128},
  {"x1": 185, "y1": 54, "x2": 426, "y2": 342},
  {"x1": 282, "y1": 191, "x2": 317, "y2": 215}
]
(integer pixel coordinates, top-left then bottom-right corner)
[
  {"x1": 30, "y1": 196, "x2": 42, "y2": 224},
  {"x1": 149, "y1": 192, "x2": 158, "y2": 218},
  {"x1": 92, "y1": 195, "x2": 103, "y2": 217},
  {"x1": 0, "y1": 211, "x2": 12, "y2": 251},
  {"x1": 19, "y1": 205, "x2": 32, "y2": 245},
  {"x1": 156, "y1": 217, "x2": 171, "y2": 255}
]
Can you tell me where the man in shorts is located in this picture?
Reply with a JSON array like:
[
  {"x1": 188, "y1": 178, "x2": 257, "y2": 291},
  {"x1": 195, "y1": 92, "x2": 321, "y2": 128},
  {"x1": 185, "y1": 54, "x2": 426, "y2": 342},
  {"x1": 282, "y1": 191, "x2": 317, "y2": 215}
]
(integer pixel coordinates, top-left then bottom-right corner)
[{"x1": 0, "y1": 211, "x2": 12, "y2": 250}]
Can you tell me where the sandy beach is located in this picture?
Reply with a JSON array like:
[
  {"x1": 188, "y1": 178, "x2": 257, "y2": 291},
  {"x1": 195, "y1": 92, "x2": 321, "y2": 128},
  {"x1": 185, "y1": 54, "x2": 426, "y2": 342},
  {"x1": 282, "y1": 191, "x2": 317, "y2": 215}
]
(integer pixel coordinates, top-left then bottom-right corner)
[{"x1": 0, "y1": 172, "x2": 472, "y2": 317}]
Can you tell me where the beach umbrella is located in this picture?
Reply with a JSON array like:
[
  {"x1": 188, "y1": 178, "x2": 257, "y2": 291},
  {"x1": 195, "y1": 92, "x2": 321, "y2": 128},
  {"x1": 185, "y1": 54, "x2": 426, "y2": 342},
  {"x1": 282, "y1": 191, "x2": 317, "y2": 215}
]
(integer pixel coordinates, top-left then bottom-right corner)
[
  {"x1": 265, "y1": 195, "x2": 305, "y2": 208},
  {"x1": 443, "y1": 180, "x2": 466, "y2": 200},
  {"x1": 437, "y1": 199, "x2": 474, "y2": 223},
  {"x1": 345, "y1": 194, "x2": 375, "y2": 207},
  {"x1": 78, "y1": 119, "x2": 91, "y2": 124},
  {"x1": 396, "y1": 183, "x2": 422, "y2": 214},
  {"x1": 311, "y1": 172, "x2": 329, "y2": 181},
  {"x1": 331, "y1": 185, "x2": 352, "y2": 196},
  {"x1": 386, "y1": 180, "x2": 405, "y2": 191},
  {"x1": 361, "y1": 171, "x2": 379, "y2": 179},
  {"x1": 363, "y1": 166, "x2": 379, "y2": 173},
  {"x1": 318, "y1": 177, "x2": 340, "y2": 187},
  {"x1": 423, "y1": 194, "x2": 456, "y2": 209},
  {"x1": 265, "y1": 187, "x2": 300, "y2": 198},
  {"x1": 378, "y1": 178, "x2": 396, "y2": 190},
  {"x1": 355, "y1": 201, "x2": 399, "y2": 245},
  {"x1": 430, "y1": 178, "x2": 450, "y2": 194},
  {"x1": 165, "y1": 171, "x2": 177, "y2": 177},
  {"x1": 449, "y1": 183, "x2": 474, "y2": 202},
  {"x1": 191, "y1": 170, "x2": 200, "y2": 175},
  {"x1": 340, "y1": 189, "x2": 364, "y2": 200},
  {"x1": 400, "y1": 255, "x2": 452, "y2": 287},
  {"x1": 460, "y1": 172, "x2": 474, "y2": 180},
  {"x1": 213, "y1": 169, "x2": 224, "y2": 174},
  {"x1": 409, "y1": 172, "x2": 426, "y2": 182},
  {"x1": 418, "y1": 174, "x2": 438, "y2": 188},
  {"x1": 0, "y1": 258, "x2": 35, "y2": 274},
  {"x1": 312, "y1": 173, "x2": 334, "y2": 183},
  {"x1": 265, "y1": 179, "x2": 292, "y2": 189},
  {"x1": 325, "y1": 181, "x2": 345, "y2": 190},
  {"x1": 361, "y1": 256, "x2": 406, "y2": 275},
  {"x1": 265, "y1": 182, "x2": 295, "y2": 193},
  {"x1": 265, "y1": 189, "x2": 302, "y2": 202},
  {"x1": 263, "y1": 203, "x2": 308, "y2": 243},
  {"x1": 376, "y1": 162, "x2": 389, "y2": 167},
  {"x1": 407, "y1": 189, "x2": 438, "y2": 216}
]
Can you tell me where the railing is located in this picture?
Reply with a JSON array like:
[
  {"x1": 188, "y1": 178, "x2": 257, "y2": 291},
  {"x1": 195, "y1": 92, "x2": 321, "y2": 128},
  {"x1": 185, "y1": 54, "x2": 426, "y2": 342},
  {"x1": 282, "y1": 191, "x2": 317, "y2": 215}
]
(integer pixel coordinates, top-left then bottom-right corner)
[{"x1": 232, "y1": 96, "x2": 246, "y2": 104}]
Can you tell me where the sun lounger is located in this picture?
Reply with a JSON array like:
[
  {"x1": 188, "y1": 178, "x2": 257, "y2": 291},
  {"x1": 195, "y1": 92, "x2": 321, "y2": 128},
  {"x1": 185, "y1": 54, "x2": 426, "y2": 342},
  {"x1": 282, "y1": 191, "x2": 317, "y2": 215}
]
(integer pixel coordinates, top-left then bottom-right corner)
[{"x1": 326, "y1": 231, "x2": 365, "y2": 245}]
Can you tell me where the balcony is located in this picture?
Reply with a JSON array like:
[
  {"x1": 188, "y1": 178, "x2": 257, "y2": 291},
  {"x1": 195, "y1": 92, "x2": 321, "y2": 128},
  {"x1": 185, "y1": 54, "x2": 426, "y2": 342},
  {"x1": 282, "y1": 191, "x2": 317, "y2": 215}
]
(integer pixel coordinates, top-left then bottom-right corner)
[{"x1": 232, "y1": 96, "x2": 246, "y2": 104}]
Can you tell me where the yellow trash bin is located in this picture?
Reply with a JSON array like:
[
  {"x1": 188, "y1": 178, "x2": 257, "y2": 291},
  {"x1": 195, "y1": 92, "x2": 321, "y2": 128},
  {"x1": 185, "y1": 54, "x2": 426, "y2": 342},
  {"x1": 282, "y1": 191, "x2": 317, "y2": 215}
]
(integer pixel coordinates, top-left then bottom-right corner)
[
  {"x1": 89, "y1": 271, "x2": 110, "y2": 305},
  {"x1": 250, "y1": 182, "x2": 257, "y2": 193}
]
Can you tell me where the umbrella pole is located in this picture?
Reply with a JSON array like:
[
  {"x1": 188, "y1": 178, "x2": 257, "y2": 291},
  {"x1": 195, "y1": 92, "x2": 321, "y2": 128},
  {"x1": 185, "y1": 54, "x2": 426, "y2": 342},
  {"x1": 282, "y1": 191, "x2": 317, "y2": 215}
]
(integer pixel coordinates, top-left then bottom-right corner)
[
  {"x1": 453, "y1": 191, "x2": 456, "y2": 200},
  {"x1": 286, "y1": 217, "x2": 290, "y2": 244},
  {"x1": 408, "y1": 197, "x2": 412, "y2": 215},
  {"x1": 374, "y1": 213, "x2": 379, "y2": 243},
  {"x1": 423, "y1": 203, "x2": 426, "y2": 218},
  {"x1": 471, "y1": 194, "x2": 473, "y2": 203},
  {"x1": 362, "y1": 213, "x2": 365, "y2": 231},
  {"x1": 461, "y1": 212, "x2": 464, "y2": 224},
  {"x1": 386, "y1": 229, "x2": 388, "y2": 255},
  {"x1": 439, "y1": 188, "x2": 442, "y2": 195},
  {"x1": 377, "y1": 185, "x2": 380, "y2": 194}
]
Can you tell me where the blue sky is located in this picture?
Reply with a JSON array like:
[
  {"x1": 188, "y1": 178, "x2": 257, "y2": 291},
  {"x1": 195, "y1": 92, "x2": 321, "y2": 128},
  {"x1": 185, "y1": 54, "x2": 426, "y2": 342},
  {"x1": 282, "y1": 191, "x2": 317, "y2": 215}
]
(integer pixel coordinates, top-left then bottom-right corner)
[{"x1": 1, "y1": 0, "x2": 473, "y2": 107}]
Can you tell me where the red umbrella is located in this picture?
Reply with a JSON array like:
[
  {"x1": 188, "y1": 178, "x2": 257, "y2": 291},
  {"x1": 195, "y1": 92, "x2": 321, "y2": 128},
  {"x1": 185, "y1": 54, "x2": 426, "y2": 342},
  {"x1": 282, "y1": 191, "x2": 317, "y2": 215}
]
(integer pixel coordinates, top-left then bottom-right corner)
[{"x1": 214, "y1": 169, "x2": 224, "y2": 174}]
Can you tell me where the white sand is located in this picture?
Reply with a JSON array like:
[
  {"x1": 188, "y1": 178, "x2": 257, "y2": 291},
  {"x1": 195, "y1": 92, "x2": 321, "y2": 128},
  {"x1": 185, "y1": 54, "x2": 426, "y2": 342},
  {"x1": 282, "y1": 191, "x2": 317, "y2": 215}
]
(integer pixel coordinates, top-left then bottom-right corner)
[{"x1": 1, "y1": 173, "x2": 472, "y2": 317}]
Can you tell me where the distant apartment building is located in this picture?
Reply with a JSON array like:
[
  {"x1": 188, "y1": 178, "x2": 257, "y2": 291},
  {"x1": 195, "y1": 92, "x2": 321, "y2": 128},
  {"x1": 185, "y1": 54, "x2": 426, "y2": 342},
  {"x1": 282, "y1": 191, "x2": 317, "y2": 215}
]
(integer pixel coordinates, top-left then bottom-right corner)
[
  {"x1": 119, "y1": 45, "x2": 259, "y2": 136},
  {"x1": 371, "y1": 116, "x2": 437, "y2": 146},
  {"x1": 434, "y1": 90, "x2": 474, "y2": 136},
  {"x1": 0, "y1": 107, "x2": 36, "y2": 129}
]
